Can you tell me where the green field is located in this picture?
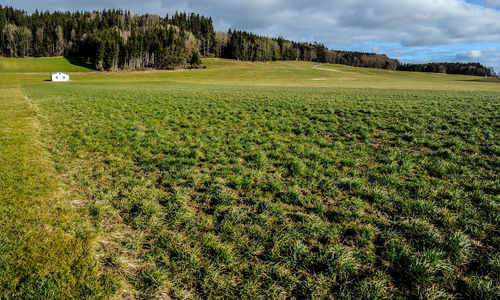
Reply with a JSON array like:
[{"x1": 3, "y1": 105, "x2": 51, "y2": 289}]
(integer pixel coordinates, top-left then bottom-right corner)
[
  {"x1": 1, "y1": 58, "x2": 499, "y2": 299},
  {"x1": 0, "y1": 57, "x2": 93, "y2": 73}
]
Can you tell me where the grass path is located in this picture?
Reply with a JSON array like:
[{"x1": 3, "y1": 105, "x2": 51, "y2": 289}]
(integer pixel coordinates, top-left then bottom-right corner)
[{"x1": 0, "y1": 84, "x2": 112, "y2": 298}]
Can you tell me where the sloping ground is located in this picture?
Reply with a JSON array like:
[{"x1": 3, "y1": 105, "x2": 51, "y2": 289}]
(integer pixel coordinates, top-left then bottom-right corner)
[
  {"x1": 0, "y1": 57, "x2": 498, "y2": 91},
  {"x1": 0, "y1": 83, "x2": 113, "y2": 298},
  {"x1": 464, "y1": 77, "x2": 500, "y2": 83},
  {"x1": 66, "y1": 58, "x2": 500, "y2": 92},
  {"x1": 0, "y1": 57, "x2": 93, "y2": 73}
]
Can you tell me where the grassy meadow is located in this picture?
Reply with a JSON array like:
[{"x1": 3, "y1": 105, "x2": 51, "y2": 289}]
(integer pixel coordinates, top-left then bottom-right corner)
[
  {"x1": 0, "y1": 57, "x2": 93, "y2": 73},
  {"x1": 0, "y1": 58, "x2": 499, "y2": 299}
]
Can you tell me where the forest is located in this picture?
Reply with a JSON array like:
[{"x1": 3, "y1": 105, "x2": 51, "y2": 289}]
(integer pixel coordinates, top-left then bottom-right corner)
[
  {"x1": 397, "y1": 62, "x2": 496, "y2": 77},
  {"x1": 0, "y1": 5, "x2": 496, "y2": 76}
]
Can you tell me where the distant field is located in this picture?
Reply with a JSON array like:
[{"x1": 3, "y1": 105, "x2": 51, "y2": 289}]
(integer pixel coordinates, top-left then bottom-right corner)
[
  {"x1": 1, "y1": 58, "x2": 499, "y2": 298},
  {"x1": 465, "y1": 77, "x2": 500, "y2": 83},
  {"x1": 1, "y1": 57, "x2": 500, "y2": 91},
  {"x1": 73, "y1": 58, "x2": 500, "y2": 91},
  {"x1": 0, "y1": 57, "x2": 94, "y2": 73}
]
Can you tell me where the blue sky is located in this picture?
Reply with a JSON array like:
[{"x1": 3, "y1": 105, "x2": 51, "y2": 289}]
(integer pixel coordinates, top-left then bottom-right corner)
[{"x1": 2, "y1": 0, "x2": 500, "y2": 72}]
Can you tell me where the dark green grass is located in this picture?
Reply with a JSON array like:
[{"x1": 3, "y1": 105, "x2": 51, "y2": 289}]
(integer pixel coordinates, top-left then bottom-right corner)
[{"x1": 25, "y1": 81, "x2": 499, "y2": 298}]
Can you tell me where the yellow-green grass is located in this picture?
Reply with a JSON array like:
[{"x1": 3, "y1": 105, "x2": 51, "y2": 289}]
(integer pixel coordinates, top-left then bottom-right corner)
[
  {"x1": 1, "y1": 57, "x2": 499, "y2": 91},
  {"x1": 67, "y1": 58, "x2": 500, "y2": 91},
  {"x1": 0, "y1": 57, "x2": 93, "y2": 73},
  {"x1": 0, "y1": 81, "x2": 113, "y2": 297}
]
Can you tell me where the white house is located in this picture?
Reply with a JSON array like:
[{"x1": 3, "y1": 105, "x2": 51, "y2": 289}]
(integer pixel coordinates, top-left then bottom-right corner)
[{"x1": 51, "y1": 72, "x2": 70, "y2": 82}]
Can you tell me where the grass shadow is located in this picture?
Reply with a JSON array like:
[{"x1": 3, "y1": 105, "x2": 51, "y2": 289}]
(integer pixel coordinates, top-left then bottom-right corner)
[
  {"x1": 458, "y1": 78, "x2": 500, "y2": 83},
  {"x1": 64, "y1": 57, "x2": 95, "y2": 70}
]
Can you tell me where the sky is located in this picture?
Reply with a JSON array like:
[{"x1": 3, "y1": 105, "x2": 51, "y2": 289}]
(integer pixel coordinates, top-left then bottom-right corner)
[{"x1": 3, "y1": 0, "x2": 500, "y2": 72}]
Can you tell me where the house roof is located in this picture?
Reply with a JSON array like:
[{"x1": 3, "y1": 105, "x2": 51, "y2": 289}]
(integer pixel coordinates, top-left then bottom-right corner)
[{"x1": 52, "y1": 72, "x2": 69, "y2": 75}]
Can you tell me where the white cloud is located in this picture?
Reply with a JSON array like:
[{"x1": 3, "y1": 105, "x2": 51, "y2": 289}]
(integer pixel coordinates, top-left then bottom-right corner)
[
  {"x1": 471, "y1": 50, "x2": 483, "y2": 59},
  {"x1": 167, "y1": 0, "x2": 500, "y2": 48},
  {"x1": 484, "y1": 0, "x2": 500, "y2": 7},
  {"x1": 457, "y1": 50, "x2": 483, "y2": 60}
]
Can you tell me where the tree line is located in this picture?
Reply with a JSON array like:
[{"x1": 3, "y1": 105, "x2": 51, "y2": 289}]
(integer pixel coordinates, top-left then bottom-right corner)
[
  {"x1": 0, "y1": 8, "x2": 206, "y2": 70},
  {"x1": 214, "y1": 30, "x2": 400, "y2": 70},
  {"x1": 0, "y1": 5, "x2": 496, "y2": 76},
  {"x1": 397, "y1": 62, "x2": 496, "y2": 77}
]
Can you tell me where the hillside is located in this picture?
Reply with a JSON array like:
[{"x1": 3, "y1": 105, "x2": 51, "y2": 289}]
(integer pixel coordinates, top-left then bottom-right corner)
[
  {"x1": 0, "y1": 57, "x2": 93, "y2": 73},
  {"x1": 1, "y1": 57, "x2": 498, "y2": 91}
]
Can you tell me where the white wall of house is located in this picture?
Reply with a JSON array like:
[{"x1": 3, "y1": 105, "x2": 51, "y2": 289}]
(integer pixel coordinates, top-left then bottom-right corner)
[{"x1": 51, "y1": 72, "x2": 70, "y2": 82}]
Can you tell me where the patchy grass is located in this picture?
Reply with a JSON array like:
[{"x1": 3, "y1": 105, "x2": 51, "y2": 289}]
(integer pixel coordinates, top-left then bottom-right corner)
[
  {"x1": 1, "y1": 58, "x2": 498, "y2": 298},
  {"x1": 21, "y1": 77, "x2": 499, "y2": 298}
]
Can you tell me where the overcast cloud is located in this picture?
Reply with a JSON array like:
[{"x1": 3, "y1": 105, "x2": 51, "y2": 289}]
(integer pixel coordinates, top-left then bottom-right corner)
[{"x1": 3, "y1": 0, "x2": 500, "y2": 71}]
